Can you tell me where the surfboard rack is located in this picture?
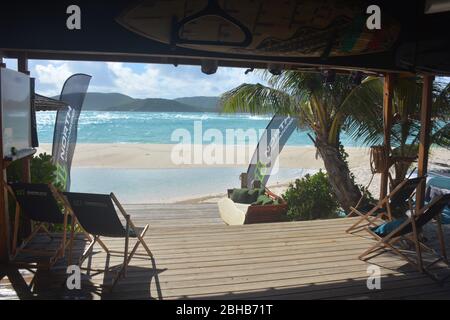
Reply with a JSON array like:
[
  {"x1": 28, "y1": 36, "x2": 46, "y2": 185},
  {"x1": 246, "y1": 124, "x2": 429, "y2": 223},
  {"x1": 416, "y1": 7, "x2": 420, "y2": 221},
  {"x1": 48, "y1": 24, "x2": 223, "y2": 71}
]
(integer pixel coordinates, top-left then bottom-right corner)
[{"x1": 170, "y1": 0, "x2": 252, "y2": 48}]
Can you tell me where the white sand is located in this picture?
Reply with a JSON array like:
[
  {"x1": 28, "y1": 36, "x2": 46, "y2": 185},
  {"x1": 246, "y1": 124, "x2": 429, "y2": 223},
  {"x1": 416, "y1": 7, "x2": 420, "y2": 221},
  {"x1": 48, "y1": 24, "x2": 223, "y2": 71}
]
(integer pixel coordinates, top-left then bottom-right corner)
[
  {"x1": 37, "y1": 143, "x2": 450, "y2": 203},
  {"x1": 38, "y1": 143, "x2": 373, "y2": 169}
]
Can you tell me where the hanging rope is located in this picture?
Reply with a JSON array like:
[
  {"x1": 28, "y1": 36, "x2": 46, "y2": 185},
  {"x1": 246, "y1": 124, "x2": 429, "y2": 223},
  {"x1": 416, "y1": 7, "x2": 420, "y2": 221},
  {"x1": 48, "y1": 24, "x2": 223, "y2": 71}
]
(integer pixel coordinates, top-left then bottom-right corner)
[
  {"x1": 349, "y1": 146, "x2": 419, "y2": 217},
  {"x1": 349, "y1": 145, "x2": 392, "y2": 215},
  {"x1": 370, "y1": 145, "x2": 390, "y2": 174}
]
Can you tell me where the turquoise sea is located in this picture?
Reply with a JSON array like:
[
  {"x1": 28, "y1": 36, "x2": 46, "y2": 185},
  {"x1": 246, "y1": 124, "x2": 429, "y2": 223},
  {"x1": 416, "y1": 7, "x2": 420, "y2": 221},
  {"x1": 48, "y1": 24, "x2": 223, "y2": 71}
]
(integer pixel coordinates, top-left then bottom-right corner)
[
  {"x1": 36, "y1": 111, "x2": 360, "y2": 146},
  {"x1": 36, "y1": 111, "x2": 354, "y2": 202}
]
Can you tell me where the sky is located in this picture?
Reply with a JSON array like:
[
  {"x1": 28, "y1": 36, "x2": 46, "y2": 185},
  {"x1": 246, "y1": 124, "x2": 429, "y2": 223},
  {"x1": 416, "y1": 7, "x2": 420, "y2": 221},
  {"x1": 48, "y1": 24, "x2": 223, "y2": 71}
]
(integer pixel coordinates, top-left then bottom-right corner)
[
  {"x1": 4, "y1": 58, "x2": 449, "y2": 100},
  {"x1": 4, "y1": 59, "x2": 266, "y2": 99}
]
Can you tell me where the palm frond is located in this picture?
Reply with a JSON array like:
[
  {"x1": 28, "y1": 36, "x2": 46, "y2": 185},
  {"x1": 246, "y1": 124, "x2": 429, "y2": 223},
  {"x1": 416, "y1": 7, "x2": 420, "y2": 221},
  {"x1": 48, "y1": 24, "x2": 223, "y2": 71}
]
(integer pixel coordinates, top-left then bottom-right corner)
[
  {"x1": 341, "y1": 77, "x2": 384, "y2": 146},
  {"x1": 220, "y1": 83, "x2": 295, "y2": 115},
  {"x1": 430, "y1": 122, "x2": 450, "y2": 149}
]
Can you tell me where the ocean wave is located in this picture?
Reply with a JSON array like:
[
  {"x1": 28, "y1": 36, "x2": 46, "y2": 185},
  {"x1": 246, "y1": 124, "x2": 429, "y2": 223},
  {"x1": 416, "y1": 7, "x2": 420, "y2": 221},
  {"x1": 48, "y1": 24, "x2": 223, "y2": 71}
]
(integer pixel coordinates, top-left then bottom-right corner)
[
  {"x1": 247, "y1": 115, "x2": 272, "y2": 121},
  {"x1": 36, "y1": 111, "x2": 353, "y2": 146},
  {"x1": 36, "y1": 111, "x2": 273, "y2": 124},
  {"x1": 35, "y1": 111, "x2": 56, "y2": 126}
]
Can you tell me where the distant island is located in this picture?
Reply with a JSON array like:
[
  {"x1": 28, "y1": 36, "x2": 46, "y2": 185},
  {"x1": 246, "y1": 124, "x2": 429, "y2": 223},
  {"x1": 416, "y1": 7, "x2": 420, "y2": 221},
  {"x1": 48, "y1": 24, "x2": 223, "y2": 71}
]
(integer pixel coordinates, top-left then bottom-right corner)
[{"x1": 80, "y1": 92, "x2": 221, "y2": 112}]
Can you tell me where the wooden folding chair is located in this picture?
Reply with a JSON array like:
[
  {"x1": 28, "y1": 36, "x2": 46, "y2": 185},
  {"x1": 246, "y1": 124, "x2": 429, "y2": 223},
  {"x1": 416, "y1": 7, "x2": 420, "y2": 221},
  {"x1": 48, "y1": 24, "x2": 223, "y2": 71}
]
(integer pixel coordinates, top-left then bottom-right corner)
[
  {"x1": 359, "y1": 194, "x2": 450, "y2": 282},
  {"x1": 7, "y1": 182, "x2": 74, "y2": 269},
  {"x1": 63, "y1": 191, "x2": 152, "y2": 290},
  {"x1": 346, "y1": 177, "x2": 425, "y2": 234}
]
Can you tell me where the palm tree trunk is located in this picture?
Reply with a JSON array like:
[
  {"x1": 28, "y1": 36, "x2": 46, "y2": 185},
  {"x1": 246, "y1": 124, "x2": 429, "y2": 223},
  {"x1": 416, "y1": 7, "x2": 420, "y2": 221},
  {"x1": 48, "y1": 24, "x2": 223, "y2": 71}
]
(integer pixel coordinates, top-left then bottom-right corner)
[
  {"x1": 315, "y1": 140, "x2": 362, "y2": 213},
  {"x1": 392, "y1": 160, "x2": 415, "y2": 189}
]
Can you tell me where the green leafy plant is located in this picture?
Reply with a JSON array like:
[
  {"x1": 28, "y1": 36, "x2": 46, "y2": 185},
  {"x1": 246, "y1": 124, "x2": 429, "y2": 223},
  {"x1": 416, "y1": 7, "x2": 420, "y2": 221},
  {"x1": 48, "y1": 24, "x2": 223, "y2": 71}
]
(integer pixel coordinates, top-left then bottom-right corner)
[
  {"x1": 6, "y1": 153, "x2": 65, "y2": 234},
  {"x1": 339, "y1": 142, "x2": 374, "y2": 204},
  {"x1": 282, "y1": 170, "x2": 340, "y2": 221},
  {"x1": 32, "y1": 153, "x2": 64, "y2": 190},
  {"x1": 221, "y1": 71, "x2": 383, "y2": 213},
  {"x1": 347, "y1": 77, "x2": 450, "y2": 188},
  {"x1": 7, "y1": 153, "x2": 62, "y2": 188}
]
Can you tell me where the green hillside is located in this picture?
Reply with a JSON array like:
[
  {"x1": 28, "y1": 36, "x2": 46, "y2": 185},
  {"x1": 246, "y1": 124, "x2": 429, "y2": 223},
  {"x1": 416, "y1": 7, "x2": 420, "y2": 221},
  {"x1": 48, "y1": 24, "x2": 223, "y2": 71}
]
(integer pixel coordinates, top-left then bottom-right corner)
[
  {"x1": 82, "y1": 92, "x2": 135, "y2": 111},
  {"x1": 110, "y1": 98, "x2": 200, "y2": 112},
  {"x1": 79, "y1": 92, "x2": 220, "y2": 112},
  {"x1": 174, "y1": 96, "x2": 220, "y2": 112}
]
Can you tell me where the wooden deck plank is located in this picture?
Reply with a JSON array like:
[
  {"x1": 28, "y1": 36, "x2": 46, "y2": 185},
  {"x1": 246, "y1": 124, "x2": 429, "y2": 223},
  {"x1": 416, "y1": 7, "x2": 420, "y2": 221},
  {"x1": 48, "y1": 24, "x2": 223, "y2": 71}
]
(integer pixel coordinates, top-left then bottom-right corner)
[{"x1": 1, "y1": 203, "x2": 449, "y2": 300}]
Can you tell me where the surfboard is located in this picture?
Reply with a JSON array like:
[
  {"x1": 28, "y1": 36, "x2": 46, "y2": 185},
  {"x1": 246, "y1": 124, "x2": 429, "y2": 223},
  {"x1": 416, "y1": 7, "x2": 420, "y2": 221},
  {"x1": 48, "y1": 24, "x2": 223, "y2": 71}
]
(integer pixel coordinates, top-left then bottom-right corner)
[{"x1": 116, "y1": 0, "x2": 401, "y2": 58}]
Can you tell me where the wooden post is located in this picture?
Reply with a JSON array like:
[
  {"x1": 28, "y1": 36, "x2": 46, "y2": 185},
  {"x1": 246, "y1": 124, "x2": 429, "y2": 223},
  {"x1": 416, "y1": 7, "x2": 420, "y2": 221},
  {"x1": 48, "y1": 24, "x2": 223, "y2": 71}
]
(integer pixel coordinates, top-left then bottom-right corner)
[
  {"x1": 18, "y1": 53, "x2": 31, "y2": 183},
  {"x1": 18, "y1": 55, "x2": 31, "y2": 182},
  {"x1": 416, "y1": 75, "x2": 434, "y2": 209},
  {"x1": 380, "y1": 73, "x2": 394, "y2": 201},
  {"x1": 0, "y1": 57, "x2": 10, "y2": 262},
  {"x1": 17, "y1": 54, "x2": 32, "y2": 238}
]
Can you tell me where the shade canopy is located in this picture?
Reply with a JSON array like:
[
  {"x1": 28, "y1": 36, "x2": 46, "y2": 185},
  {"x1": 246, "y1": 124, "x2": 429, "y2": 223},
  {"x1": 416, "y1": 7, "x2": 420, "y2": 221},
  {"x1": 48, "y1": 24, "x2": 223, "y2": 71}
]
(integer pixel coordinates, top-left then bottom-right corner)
[
  {"x1": 0, "y1": 0, "x2": 449, "y2": 75},
  {"x1": 33, "y1": 94, "x2": 68, "y2": 111}
]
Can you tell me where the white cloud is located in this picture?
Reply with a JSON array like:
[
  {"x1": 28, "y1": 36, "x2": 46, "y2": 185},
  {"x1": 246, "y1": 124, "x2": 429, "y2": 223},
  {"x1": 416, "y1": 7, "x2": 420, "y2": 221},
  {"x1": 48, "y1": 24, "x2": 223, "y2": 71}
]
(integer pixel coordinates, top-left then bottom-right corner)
[
  {"x1": 6, "y1": 59, "x2": 265, "y2": 99},
  {"x1": 105, "y1": 62, "x2": 265, "y2": 99},
  {"x1": 34, "y1": 62, "x2": 73, "y2": 96},
  {"x1": 106, "y1": 62, "x2": 161, "y2": 98}
]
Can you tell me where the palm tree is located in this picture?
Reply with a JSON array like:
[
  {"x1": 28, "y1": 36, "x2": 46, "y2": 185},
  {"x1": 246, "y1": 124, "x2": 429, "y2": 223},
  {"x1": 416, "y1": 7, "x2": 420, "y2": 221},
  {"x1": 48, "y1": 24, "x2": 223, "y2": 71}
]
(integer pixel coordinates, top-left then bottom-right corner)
[
  {"x1": 220, "y1": 71, "x2": 381, "y2": 213},
  {"x1": 347, "y1": 77, "x2": 450, "y2": 187}
]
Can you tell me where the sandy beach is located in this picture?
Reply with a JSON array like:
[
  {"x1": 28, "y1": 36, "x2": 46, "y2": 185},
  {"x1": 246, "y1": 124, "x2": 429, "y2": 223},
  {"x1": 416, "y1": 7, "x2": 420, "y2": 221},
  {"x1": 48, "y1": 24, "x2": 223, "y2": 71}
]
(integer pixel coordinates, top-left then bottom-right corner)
[
  {"x1": 38, "y1": 143, "x2": 375, "y2": 169},
  {"x1": 37, "y1": 143, "x2": 450, "y2": 204}
]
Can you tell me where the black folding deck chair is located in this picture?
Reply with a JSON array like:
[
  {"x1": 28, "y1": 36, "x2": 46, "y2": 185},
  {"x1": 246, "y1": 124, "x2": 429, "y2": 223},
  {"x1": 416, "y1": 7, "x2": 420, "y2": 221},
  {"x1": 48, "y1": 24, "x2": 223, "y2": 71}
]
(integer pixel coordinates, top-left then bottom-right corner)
[
  {"x1": 346, "y1": 177, "x2": 425, "y2": 234},
  {"x1": 63, "y1": 192, "x2": 152, "y2": 289},
  {"x1": 359, "y1": 194, "x2": 450, "y2": 282},
  {"x1": 8, "y1": 182, "x2": 73, "y2": 268}
]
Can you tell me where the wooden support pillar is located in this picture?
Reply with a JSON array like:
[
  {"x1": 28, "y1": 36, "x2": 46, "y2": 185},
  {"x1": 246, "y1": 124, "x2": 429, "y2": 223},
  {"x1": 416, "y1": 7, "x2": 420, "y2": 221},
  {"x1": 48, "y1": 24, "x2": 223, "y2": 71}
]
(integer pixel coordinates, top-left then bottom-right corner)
[
  {"x1": 380, "y1": 73, "x2": 394, "y2": 201},
  {"x1": 17, "y1": 54, "x2": 32, "y2": 238},
  {"x1": 416, "y1": 75, "x2": 434, "y2": 209},
  {"x1": 17, "y1": 54, "x2": 30, "y2": 76},
  {"x1": 18, "y1": 54, "x2": 31, "y2": 183},
  {"x1": 0, "y1": 57, "x2": 10, "y2": 263},
  {"x1": 0, "y1": 162, "x2": 8, "y2": 264}
]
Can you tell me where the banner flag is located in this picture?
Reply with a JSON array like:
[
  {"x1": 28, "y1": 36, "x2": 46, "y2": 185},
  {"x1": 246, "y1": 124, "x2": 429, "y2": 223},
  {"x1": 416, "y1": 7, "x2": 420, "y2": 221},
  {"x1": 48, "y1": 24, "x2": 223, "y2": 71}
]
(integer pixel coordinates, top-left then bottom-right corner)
[
  {"x1": 52, "y1": 74, "x2": 91, "y2": 191},
  {"x1": 246, "y1": 115, "x2": 297, "y2": 188}
]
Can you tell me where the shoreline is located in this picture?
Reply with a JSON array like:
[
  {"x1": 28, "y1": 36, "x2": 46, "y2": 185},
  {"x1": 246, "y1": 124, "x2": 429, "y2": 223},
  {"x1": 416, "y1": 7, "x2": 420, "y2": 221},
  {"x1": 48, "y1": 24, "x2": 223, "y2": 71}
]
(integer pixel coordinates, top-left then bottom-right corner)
[
  {"x1": 173, "y1": 181, "x2": 293, "y2": 204},
  {"x1": 37, "y1": 143, "x2": 373, "y2": 169},
  {"x1": 37, "y1": 143, "x2": 450, "y2": 204}
]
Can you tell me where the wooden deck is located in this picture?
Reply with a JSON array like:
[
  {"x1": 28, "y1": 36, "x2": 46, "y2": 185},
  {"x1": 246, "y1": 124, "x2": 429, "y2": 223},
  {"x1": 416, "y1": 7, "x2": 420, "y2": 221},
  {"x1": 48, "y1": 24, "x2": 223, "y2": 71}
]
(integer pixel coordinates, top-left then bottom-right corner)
[{"x1": 1, "y1": 203, "x2": 450, "y2": 300}]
